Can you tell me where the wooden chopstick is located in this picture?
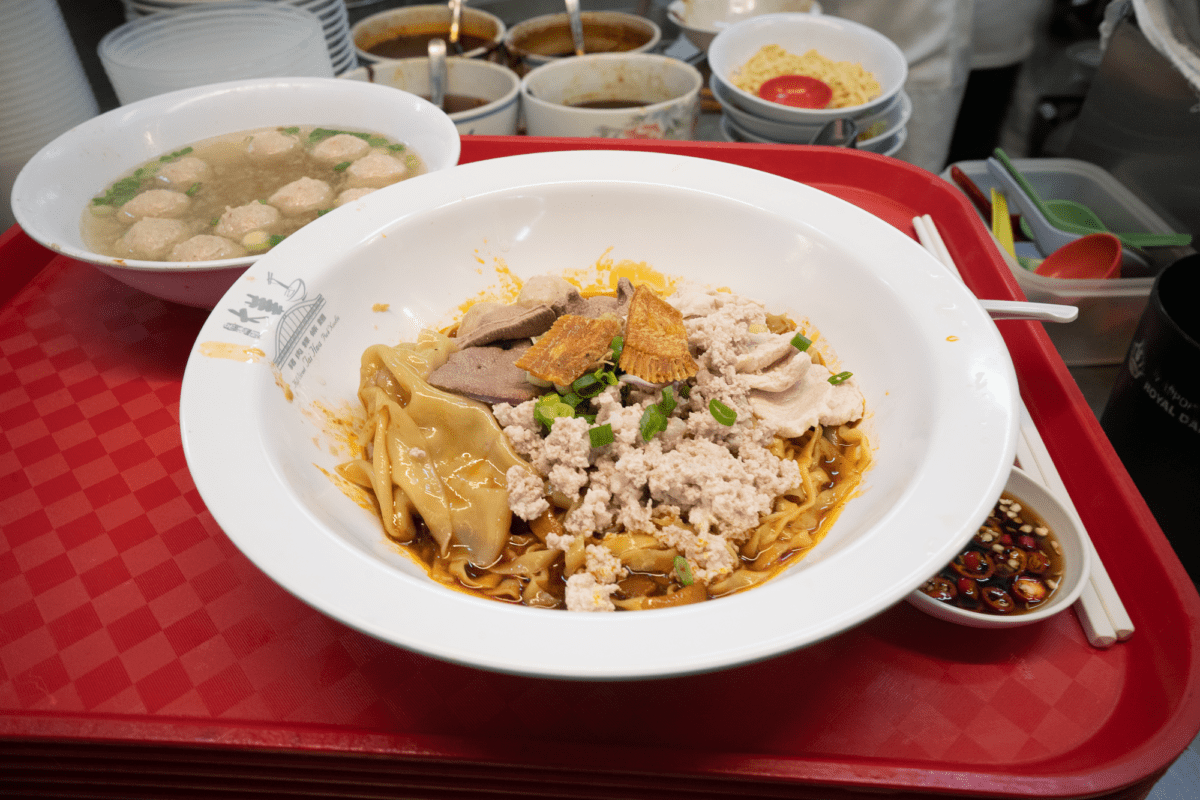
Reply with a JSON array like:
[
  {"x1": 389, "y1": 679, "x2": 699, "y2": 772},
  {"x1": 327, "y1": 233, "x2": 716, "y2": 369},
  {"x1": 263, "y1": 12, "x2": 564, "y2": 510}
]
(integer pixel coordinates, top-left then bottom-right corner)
[{"x1": 912, "y1": 214, "x2": 1132, "y2": 647}]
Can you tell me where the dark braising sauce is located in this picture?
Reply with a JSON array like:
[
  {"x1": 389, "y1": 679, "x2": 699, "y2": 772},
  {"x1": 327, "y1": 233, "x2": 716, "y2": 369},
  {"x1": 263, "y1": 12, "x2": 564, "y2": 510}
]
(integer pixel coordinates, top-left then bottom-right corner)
[
  {"x1": 421, "y1": 94, "x2": 491, "y2": 113},
  {"x1": 569, "y1": 99, "x2": 653, "y2": 109},
  {"x1": 367, "y1": 32, "x2": 493, "y2": 59}
]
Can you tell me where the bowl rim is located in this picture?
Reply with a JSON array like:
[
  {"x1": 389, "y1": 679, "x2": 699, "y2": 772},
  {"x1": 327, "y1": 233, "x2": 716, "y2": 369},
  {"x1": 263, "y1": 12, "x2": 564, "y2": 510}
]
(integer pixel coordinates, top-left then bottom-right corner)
[
  {"x1": 10, "y1": 76, "x2": 462, "y2": 274},
  {"x1": 178, "y1": 149, "x2": 1020, "y2": 679},
  {"x1": 708, "y1": 12, "x2": 908, "y2": 124},
  {"x1": 666, "y1": 0, "x2": 821, "y2": 35},
  {"x1": 906, "y1": 466, "x2": 1093, "y2": 628}
]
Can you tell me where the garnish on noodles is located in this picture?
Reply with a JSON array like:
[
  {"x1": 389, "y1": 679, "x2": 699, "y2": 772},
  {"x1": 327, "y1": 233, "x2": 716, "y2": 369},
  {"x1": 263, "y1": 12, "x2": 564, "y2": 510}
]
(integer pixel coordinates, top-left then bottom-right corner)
[{"x1": 337, "y1": 272, "x2": 870, "y2": 611}]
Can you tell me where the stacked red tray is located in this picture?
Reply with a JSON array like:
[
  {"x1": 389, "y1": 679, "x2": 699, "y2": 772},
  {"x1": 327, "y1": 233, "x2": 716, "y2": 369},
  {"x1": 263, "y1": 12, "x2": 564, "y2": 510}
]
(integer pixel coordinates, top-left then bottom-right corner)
[{"x1": 2, "y1": 138, "x2": 1198, "y2": 799}]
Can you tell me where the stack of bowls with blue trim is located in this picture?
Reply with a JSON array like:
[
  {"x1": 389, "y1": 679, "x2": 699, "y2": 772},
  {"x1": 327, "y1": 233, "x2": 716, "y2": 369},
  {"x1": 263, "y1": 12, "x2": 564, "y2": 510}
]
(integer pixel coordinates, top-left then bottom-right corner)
[{"x1": 708, "y1": 13, "x2": 910, "y2": 153}]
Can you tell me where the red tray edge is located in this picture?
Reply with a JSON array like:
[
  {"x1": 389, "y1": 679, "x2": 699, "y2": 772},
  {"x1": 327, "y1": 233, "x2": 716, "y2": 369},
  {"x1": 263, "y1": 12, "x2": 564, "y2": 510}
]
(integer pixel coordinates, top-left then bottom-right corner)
[{"x1": 4, "y1": 137, "x2": 1199, "y2": 798}]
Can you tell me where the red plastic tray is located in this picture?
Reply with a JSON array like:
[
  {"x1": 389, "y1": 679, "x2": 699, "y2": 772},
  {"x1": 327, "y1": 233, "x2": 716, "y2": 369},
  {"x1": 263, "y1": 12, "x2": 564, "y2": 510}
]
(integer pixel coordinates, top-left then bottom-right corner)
[{"x1": 3, "y1": 138, "x2": 1198, "y2": 799}]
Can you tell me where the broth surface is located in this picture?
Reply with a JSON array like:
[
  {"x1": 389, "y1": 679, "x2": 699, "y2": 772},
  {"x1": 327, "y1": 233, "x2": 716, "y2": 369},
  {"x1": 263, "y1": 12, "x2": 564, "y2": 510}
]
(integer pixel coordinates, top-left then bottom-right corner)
[{"x1": 82, "y1": 125, "x2": 424, "y2": 262}]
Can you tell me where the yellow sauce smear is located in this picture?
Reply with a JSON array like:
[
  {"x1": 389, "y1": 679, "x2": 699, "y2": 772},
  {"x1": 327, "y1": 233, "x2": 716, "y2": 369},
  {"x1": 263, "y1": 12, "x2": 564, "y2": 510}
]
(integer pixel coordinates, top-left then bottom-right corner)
[
  {"x1": 271, "y1": 365, "x2": 294, "y2": 402},
  {"x1": 199, "y1": 342, "x2": 266, "y2": 362},
  {"x1": 373, "y1": 303, "x2": 390, "y2": 313}
]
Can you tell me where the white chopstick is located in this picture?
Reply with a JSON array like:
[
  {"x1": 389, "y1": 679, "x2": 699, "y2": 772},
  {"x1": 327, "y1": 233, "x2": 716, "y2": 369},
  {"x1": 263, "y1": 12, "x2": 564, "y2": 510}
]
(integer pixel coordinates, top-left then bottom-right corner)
[{"x1": 912, "y1": 214, "x2": 1132, "y2": 647}]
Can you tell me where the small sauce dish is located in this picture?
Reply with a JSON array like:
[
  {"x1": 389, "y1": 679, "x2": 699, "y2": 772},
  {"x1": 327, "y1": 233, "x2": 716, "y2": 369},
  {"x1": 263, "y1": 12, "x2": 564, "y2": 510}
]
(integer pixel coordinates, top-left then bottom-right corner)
[{"x1": 907, "y1": 467, "x2": 1092, "y2": 629}]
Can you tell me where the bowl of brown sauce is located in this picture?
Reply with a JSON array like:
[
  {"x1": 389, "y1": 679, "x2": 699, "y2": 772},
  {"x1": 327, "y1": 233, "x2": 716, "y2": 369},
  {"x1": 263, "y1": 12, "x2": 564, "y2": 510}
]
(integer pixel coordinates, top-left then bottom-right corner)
[
  {"x1": 907, "y1": 467, "x2": 1091, "y2": 629},
  {"x1": 521, "y1": 53, "x2": 702, "y2": 139},
  {"x1": 341, "y1": 58, "x2": 521, "y2": 136},
  {"x1": 353, "y1": 4, "x2": 506, "y2": 64},
  {"x1": 504, "y1": 10, "x2": 660, "y2": 72}
]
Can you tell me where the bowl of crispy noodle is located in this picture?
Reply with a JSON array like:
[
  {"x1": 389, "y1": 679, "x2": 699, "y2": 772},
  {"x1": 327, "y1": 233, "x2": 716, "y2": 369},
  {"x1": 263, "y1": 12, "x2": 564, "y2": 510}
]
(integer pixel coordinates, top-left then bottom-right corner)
[
  {"x1": 707, "y1": 13, "x2": 907, "y2": 127},
  {"x1": 179, "y1": 149, "x2": 1018, "y2": 680}
]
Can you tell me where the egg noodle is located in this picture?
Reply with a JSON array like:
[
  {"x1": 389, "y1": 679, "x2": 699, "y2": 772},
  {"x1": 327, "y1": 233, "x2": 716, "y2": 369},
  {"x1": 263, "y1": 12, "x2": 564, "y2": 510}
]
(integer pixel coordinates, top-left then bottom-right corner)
[
  {"x1": 337, "y1": 274, "x2": 871, "y2": 611},
  {"x1": 731, "y1": 45, "x2": 881, "y2": 108}
]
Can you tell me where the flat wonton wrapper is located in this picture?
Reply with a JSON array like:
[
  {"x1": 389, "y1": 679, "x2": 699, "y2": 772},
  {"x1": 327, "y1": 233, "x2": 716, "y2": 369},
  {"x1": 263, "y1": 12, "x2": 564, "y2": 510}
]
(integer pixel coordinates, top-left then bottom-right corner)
[
  {"x1": 619, "y1": 285, "x2": 698, "y2": 383},
  {"x1": 513, "y1": 314, "x2": 622, "y2": 386}
]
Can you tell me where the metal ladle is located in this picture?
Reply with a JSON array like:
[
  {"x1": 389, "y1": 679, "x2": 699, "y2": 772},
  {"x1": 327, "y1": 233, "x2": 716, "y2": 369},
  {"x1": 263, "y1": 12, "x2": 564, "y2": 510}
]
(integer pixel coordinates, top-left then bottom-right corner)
[
  {"x1": 810, "y1": 118, "x2": 857, "y2": 148},
  {"x1": 428, "y1": 38, "x2": 447, "y2": 110},
  {"x1": 447, "y1": 0, "x2": 464, "y2": 55},
  {"x1": 564, "y1": 0, "x2": 585, "y2": 56}
]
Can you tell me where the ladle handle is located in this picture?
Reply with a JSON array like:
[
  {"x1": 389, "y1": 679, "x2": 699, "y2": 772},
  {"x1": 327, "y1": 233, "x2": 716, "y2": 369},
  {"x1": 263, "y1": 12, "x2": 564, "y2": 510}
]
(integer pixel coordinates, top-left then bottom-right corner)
[
  {"x1": 428, "y1": 38, "x2": 447, "y2": 110},
  {"x1": 564, "y1": 0, "x2": 585, "y2": 56},
  {"x1": 448, "y1": 0, "x2": 463, "y2": 51}
]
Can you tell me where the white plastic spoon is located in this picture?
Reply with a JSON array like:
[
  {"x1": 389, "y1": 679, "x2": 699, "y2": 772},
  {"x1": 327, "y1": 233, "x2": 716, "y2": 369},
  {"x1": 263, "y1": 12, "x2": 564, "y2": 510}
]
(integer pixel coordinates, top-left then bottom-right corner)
[{"x1": 979, "y1": 299, "x2": 1078, "y2": 323}]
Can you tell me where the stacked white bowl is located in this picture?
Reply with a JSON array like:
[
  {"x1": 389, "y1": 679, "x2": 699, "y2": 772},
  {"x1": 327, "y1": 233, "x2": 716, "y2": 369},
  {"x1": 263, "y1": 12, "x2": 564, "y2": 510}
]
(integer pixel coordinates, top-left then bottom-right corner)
[
  {"x1": 119, "y1": 0, "x2": 356, "y2": 75},
  {"x1": 707, "y1": 13, "x2": 909, "y2": 153},
  {"x1": 100, "y1": 3, "x2": 336, "y2": 105},
  {"x1": 1, "y1": 0, "x2": 100, "y2": 231}
]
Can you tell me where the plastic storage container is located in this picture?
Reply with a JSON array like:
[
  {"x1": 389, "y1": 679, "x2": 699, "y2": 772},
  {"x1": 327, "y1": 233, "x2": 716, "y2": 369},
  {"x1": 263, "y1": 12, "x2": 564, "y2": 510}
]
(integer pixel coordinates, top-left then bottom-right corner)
[{"x1": 943, "y1": 157, "x2": 1183, "y2": 366}]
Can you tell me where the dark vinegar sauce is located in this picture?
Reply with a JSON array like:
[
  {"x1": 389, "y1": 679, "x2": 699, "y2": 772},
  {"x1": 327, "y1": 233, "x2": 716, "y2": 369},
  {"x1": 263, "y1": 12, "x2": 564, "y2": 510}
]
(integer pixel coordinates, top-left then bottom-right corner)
[{"x1": 367, "y1": 32, "x2": 493, "y2": 59}]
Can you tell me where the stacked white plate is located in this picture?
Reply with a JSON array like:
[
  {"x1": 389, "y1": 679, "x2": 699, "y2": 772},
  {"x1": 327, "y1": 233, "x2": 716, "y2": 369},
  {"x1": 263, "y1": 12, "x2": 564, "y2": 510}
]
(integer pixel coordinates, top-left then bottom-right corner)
[
  {"x1": 1, "y1": 0, "x2": 99, "y2": 230},
  {"x1": 120, "y1": 0, "x2": 356, "y2": 75}
]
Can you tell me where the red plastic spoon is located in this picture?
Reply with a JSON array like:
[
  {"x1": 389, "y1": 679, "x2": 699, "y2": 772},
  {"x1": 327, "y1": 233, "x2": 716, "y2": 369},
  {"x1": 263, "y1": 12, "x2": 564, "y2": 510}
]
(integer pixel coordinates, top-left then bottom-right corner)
[
  {"x1": 1034, "y1": 232, "x2": 1123, "y2": 280},
  {"x1": 757, "y1": 75, "x2": 832, "y2": 108}
]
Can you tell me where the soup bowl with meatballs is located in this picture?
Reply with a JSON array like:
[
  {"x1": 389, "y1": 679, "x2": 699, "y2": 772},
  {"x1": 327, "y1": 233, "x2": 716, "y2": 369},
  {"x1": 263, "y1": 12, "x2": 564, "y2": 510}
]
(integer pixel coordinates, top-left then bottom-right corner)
[{"x1": 11, "y1": 76, "x2": 461, "y2": 308}]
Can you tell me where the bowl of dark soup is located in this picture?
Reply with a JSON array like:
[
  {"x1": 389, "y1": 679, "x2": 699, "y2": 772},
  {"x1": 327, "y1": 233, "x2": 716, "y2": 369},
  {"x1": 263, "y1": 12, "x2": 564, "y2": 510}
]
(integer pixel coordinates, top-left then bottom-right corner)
[
  {"x1": 505, "y1": 11, "x2": 660, "y2": 72},
  {"x1": 353, "y1": 4, "x2": 506, "y2": 64},
  {"x1": 521, "y1": 53, "x2": 702, "y2": 139}
]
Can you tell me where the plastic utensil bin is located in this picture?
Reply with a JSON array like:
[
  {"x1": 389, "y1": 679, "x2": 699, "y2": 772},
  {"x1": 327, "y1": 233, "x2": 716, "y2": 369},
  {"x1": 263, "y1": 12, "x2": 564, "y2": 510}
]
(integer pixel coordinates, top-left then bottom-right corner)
[{"x1": 942, "y1": 157, "x2": 1177, "y2": 366}]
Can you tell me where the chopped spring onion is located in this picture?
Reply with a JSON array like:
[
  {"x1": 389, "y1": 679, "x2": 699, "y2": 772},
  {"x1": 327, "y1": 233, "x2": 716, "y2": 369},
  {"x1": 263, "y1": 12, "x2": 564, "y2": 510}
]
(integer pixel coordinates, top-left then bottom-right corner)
[
  {"x1": 639, "y1": 404, "x2": 668, "y2": 442},
  {"x1": 589, "y1": 423, "x2": 614, "y2": 448},
  {"x1": 280, "y1": 126, "x2": 300, "y2": 135},
  {"x1": 571, "y1": 373, "x2": 604, "y2": 398},
  {"x1": 559, "y1": 391, "x2": 584, "y2": 408},
  {"x1": 317, "y1": 208, "x2": 331, "y2": 216},
  {"x1": 678, "y1": 383, "x2": 691, "y2": 398},
  {"x1": 828, "y1": 371, "x2": 853, "y2": 385},
  {"x1": 658, "y1": 386, "x2": 676, "y2": 416},
  {"x1": 534, "y1": 395, "x2": 575, "y2": 429},
  {"x1": 158, "y1": 147, "x2": 192, "y2": 163},
  {"x1": 673, "y1": 556, "x2": 694, "y2": 586},
  {"x1": 387, "y1": 143, "x2": 406, "y2": 152},
  {"x1": 185, "y1": 182, "x2": 201, "y2": 197},
  {"x1": 367, "y1": 135, "x2": 390, "y2": 147},
  {"x1": 332, "y1": 161, "x2": 352, "y2": 172},
  {"x1": 268, "y1": 234, "x2": 286, "y2": 246},
  {"x1": 791, "y1": 332, "x2": 812, "y2": 351},
  {"x1": 709, "y1": 398, "x2": 736, "y2": 426},
  {"x1": 609, "y1": 335, "x2": 624, "y2": 364}
]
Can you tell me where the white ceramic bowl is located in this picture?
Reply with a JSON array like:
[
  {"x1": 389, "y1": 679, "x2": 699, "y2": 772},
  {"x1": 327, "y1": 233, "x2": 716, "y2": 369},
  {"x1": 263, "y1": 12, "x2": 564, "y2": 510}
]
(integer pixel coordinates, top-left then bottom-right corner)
[
  {"x1": 178, "y1": 150, "x2": 1019, "y2": 680},
  {"x1": 667, "y1": 0, "x2": 820, "y2": 53},
  {"x1": 708, "y1": 13, "x2": 907, "y2": 125},
  {"x1": 504, "y1": 11, "x2": 661, "y2": 72},
  {"x1": 340, "y1": 59, "x2": 521, "y2": 136},
  {"x1": 10, "y1": 77, "x2": 461, "y2": 309},
  {"x1": 907, "y1": 467, "x2": 1091, "y2": 628},
  {"x1": 352, "y1": 4, "x2": 507, "y2": 63},
  {"x1": 712, "y1": 73, "x2": 912, "y2": 145},
  {"x1": 521, "y1": 53, "x2": 702, "y2": 139}
]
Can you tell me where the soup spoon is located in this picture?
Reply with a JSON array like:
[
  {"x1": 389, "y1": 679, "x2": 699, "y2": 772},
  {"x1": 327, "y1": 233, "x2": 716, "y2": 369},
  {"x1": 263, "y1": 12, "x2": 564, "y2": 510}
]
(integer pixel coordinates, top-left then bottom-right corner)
[
  {"x1": 810, "y1": 117, "x2": 857, "y2": 148},
  {"x1": 428, "y1": 39, "x2": 447, "y2": 110},
  {"x1": 978, "y1": 299, "x2": 1078, "y2": 323}
]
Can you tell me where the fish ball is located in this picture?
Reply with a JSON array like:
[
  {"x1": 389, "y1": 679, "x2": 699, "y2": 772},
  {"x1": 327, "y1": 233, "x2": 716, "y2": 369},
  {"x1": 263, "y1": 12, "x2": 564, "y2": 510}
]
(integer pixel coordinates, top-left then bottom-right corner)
[
  {"x1": 311, "y1": 134, "x2": 370, "y2": 165},
  {"x1": 345, "y1": 152, "x2": 408, "y2": 189},
  {"x1": 118, "y1": 218, "x2": 188, "y2": 260},
  {"x1": 215, "y1": 202, "x2": 281, "y2": 239},
  {"x1": 169, "y1": 234, "x2": 247, "y2": 262},
  {"x1": 334, "y1": 187, "x2": 376, "y2": 207},
  {"x1": 247, "y1": 129, "x2": 299, "y2": 158},
  {"x1": 120, "y1": 189, "x2": 190, "y2": 221},
  {"x1": 155, "y1": 157, "x2": 211, "y2": 189},
  {"x1": 269, "y1": 176, "x2": 333, "y2": 215}
]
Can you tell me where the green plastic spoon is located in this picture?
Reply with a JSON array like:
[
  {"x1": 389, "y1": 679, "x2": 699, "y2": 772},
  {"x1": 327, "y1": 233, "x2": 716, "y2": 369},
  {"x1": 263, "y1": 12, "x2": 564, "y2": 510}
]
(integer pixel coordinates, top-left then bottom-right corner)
[{"x1": 993, "y1": 148, "x2": 1192, "y2": 249}]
